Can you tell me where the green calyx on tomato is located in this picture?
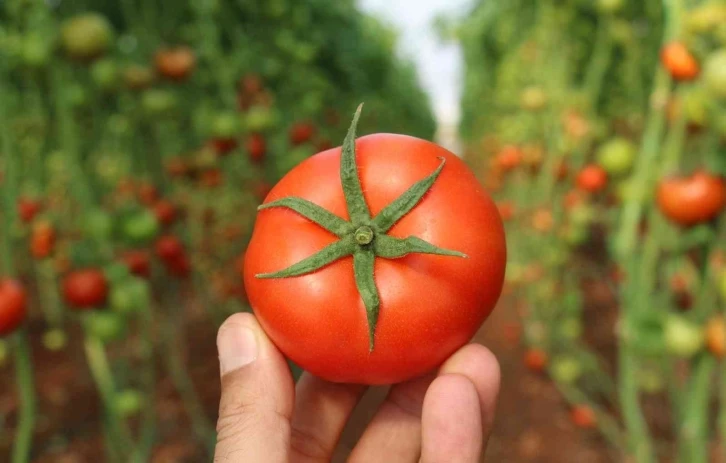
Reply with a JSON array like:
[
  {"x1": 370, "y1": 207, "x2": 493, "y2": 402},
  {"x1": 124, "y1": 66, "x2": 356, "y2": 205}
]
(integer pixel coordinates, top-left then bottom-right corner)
[{"x1": 255, "y1": 105, "x2": 467, "y2": 351}]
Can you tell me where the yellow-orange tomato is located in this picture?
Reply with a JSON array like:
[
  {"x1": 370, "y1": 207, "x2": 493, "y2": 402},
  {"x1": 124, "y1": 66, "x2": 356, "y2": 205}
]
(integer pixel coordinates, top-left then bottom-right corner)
[
  {"x1": 154, "y1": 46, "x2": 196, "y2": 81},
  {"x1": 661, "y1": 42, "x2": 700, "y2": 81},
  {"x1": 706, "y1": 316, "x2": 726, "y2": 359}
]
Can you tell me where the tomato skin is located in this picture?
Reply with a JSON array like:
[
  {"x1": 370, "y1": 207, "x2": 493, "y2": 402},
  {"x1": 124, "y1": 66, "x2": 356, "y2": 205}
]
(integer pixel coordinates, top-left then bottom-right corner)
[
  {"x1": 289, "y1": 122, "x2": 316, "y2": 146},
  {"x1": 30, "y1": 221, "x2": 56, "y2": 259},
  {"x1": 576, "y1": 165, "x2": 608, "y2": 193},
  {"x1": 495, "y1": 145, "x2": 523, "y2": 173},
  {"x1": 17, "y1": 198, "x2": 43, "y2": 223},
  {"x1": 524, "y1": 349, "x2": 548, "y2": 372},
  {"x1": 120, "y1": 251, "x2": 151, "y2": 278},
  {"x1": 704, "y1": 49, "x2": 726, "y2": 99},
  {"x1": 63, "y1": 269, "x2": 109, "y2": 310},
  {"x1": 152, "y1": 200, "x2": 178, "y2": 227},
  {"x1": 244, "y1": 134, "x2": 506, "y2": 384},
  {"x1": 656, "y1": 171, "x2": 726, "y2": 226},
  {"x1": 661, "y1": 42, "x2": 700, "y2": 81},
  {"x1": 246, "y1": 133, "x2": 266, "y2": 163},
  {"x1": 0, "y1": 279, "x2": 28, "y2": 336},
  {"x1": 154, "y1": 46, "x2": 196, "y2": 82},
  {"x1": 155, "y1": 235, "x2": 184, "y2": 262},
  {"x1": 570, "y1": 405, "x2": 596, "y2": 429}
]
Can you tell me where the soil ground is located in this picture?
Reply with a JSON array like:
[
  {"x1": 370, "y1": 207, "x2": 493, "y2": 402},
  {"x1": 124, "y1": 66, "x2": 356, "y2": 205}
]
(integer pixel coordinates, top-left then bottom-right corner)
[{"x1": 0, "y1": 291, "x2": 618, "y2": 463}]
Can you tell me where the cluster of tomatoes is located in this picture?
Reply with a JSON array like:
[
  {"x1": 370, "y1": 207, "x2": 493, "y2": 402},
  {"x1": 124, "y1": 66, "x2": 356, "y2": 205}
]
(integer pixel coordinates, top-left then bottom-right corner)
[
  {"x1": 0, "y1": 1, "x2": 439, "y2": 459},
  {"x1": 459, "y1": 0, "x2": 726, "y2": 450}
]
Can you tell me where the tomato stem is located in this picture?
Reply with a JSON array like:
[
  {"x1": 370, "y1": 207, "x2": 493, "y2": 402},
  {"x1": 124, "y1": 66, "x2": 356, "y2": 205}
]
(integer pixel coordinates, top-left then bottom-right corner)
[{"x1": 11, "y1": 331, "x2": 36, "y2": 463}]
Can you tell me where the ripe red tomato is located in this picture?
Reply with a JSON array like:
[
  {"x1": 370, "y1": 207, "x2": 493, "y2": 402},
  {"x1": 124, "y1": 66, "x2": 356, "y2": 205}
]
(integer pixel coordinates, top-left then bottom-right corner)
[
  {"x1": 576, "y1": 165, "x2": 608, "y2": 193},
  {"x1": 152, "y1": 199, "x2": 177, "y2": 227},
  {"x1": 17, "y1": 198, "x2": 43, "y2": 223},
  {"x1": 155, "y1": 235, "x2": 184, "y2": 262},
  {"x1": 200, "y1": 169, "x2": 223, "y2": 188},
  {"x1": 246, "y1": 133, "x2": 266, "y2": 163},
  {"x1": 154, "y1": 46, "x2": 196, "y2": 82},
  {"x1": 120, "y1": 250, "x2": 151, "y2": 278},
  {"x1": 656, "y1": 171, "x2": 726, "y2": 226},
  {"x1": 661, "y1": 42, "x2": 700, "y2": 81},
  {"x1": 289, "y1": 122, "x2": 316, "y2": 146},
  {"x1": 0, "y1": 279, "x2": 28, "y2": 336},
  {"x1": 496, "y1": 200, "x2": 516, "y2": 221},
  {"x1": 137, "y1": 182, "x2": 159, "y2": 206},
  {"x1": 524, "y1": 348, "x2": 548, "y2": 372},
  {"x1": 63, "y1": 269, "x2": 108, "y2": 310},
  {"x1": 245, "y1": 124, "x2": 506, "y2": 384},
  {"x1": 495, "y1": 145, "x2": 523, "y2": 173},
  {"x1": 165, "y1": 253, "x2": 191, "y2": 279},
  {"x1": 209, "y1": 138, "x2": 238, "y2": 156},
  {"x1": 570, "y1": 405, "x2": 597, "y2": 428}
]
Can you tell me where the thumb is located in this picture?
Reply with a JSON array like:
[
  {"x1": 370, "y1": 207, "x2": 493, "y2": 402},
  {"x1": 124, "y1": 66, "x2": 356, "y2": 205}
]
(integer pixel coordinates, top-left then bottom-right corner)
[{"x1": 215, "y1": 313, "x2": 293, "y2": 463}]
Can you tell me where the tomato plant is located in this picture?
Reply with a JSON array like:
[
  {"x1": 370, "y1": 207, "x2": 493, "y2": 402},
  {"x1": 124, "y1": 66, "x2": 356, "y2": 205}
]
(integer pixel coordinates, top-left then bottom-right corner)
[
  {"x1": 656, "y1": 171, "x2": 726, "y2": 226},
  {"x1": 244, "y1": 107, "x2": 506, "y2": 384},
  {"x1": 0, "y1": 279, "x2": 27, "y2": 336},
  {"x1": 63, "y1": 269, "x2": 109, "y2": 310}
]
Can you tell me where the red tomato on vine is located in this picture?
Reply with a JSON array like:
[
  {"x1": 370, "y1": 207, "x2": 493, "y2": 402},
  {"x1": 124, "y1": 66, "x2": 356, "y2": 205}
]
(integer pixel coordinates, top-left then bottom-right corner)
[
  {"x1": 656, "y1": 171, "x2": 726, "y2": 226},
  {"x1": 246, "y1": 133, "x2": 266, "y2": 163},
  {"x1": 0, "y1": 279, "x2": 28, "y2": 336},
  {"x1": 63, "y1": 269, "x2": 109, "y2": 310},
  {"x1": 153, "y1": 199, "x2": 178, "y2": 227},
  {"x1": 155, "y1": 235, "x2": 185, "y2": 262},
  {"x1": 120, "y1": 250, "x2": 151, "y2": 278},
  {"x1": 576, "y1": 165, "x2": 608, "y2": 193},
  {"x1": 17, "y1": 198, "x2": 43, "y2": 223},
  {"x1": 289, "y1": 122, "x2": 316, "y2": 146},
  {"x1": 244, "y1": 106, "x2": 506, "y2": 384}
]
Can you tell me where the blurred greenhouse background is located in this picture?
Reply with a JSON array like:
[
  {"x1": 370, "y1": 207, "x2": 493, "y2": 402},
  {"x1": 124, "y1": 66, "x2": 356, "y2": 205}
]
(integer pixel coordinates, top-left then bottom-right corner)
[{"x1": 1, "y1": 0, "x2": 726, "y2": 462}]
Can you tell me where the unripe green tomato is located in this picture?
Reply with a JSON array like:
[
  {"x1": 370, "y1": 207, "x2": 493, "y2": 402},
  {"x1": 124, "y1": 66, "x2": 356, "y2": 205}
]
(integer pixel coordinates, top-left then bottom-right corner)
[
  {"x1": 664, "y1": 316, "x2": 704, "y2": 357},
  {"x1": 569, "y1": 204, "x2": 595, "y2": 227},
  {"x1": 597, "y1": 0, "x2": 624, "y2": 14},
  {"x1": 550, "y1": 356, "x2": 582, "y2": 384},
  {"x1": 110, "y1": 278, "x2": 150, "y2": 315},
  {"x1": 105, "y1": 263, "x2": 131, "y2": 284},
  {"x1": 520, "y1": 86, "x2": 548, "y2": 111},
  {"x1": 142, "y1": 89, "x2": 177, "y2": 116},
  {"x1": 116, "y1": 389, "x2": 143, "y2": 416},
  {"x1": 559, "y1": 318, "x2": 583, "y2": 340},
  {"x1": 563, "y1": 225, "x2": 589, "y2": 247},
  {"x1": 95, "y1": 153, "x2": 130, "y2": 185},
  {"x1": 685, "y1": 3, "x2": 726, "y2": 35},
  {"x1": 212, "y1": 112, "x2": 241, "y2": 138},
  {"x1": 42, "y1": 329, "x2": 67, "y2": 351},
  {"x1": 108, "y1": 114, "x2": 131, "y2": 136},
  {"x1": 66, "y1": 84, "x2": 88, "y2": 108},
  {"x1": 22, "y1": 34, "x2": 51, "y2": 68},
  {"x1": 719, "y1": 271, "x2": 726, "y2": 302},
  {"x1": 245, "y1": 106, "x2": 277, "y2": 132},
  {"x1": 704, "y1": 49, "x2": 726, "y2": 100},
  {"x1": 84, "y1": 210, "x2": 114, "y2": 240},
  {"x1": 115, "y1": 389, "x2": 143, "y2": 417},
  {"x1": 596, "y1": 138, "x2": 636, "y2": 176},
  {"x1": 91, "y1": 59, "x2": 119, "y2": 91},
  {"x1": 637, "y1": 368, "x2": 665, "y2": 393},
  {"x1": 83, "y1": 311, "x2": 127, "y2": 343},
  {"x1": 124, "y1": 65, "x2": 154, "y2": 91},
  {"x1": 61, "y1": 14, "x2": 113, "y2": 61},
  {"x1": 122, "y1": 210, "x2": 159, "y2": 243}
]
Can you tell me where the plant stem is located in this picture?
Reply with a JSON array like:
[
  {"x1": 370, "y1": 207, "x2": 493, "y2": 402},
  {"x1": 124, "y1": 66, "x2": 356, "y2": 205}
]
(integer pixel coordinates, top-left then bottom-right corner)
[{"x1": 11, "y1": 331, "x2": 36, "y2": 463}]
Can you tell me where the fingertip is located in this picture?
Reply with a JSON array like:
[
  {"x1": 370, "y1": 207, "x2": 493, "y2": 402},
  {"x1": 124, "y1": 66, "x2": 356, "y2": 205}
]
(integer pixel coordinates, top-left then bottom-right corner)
[{"x1": 422, "y1": 374, "x2": 483, "y2": 462}]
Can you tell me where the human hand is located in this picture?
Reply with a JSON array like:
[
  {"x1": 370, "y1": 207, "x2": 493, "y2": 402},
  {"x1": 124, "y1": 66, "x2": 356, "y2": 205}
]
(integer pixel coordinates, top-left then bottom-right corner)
[{"x1": 214, "y1": 313, "x2": 500, "y2": 462}]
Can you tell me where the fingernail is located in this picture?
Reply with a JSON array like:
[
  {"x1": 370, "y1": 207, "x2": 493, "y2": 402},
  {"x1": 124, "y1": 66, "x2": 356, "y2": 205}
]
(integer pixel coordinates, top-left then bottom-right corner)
[{"x1": 218, "y1": 324, "x2": 258, "y2": 375}]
